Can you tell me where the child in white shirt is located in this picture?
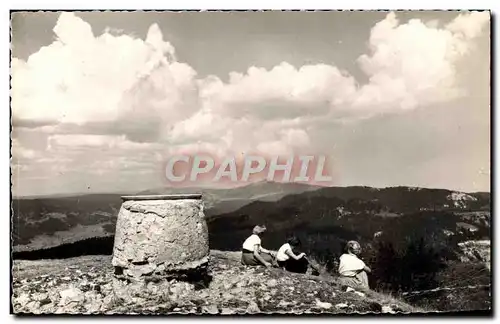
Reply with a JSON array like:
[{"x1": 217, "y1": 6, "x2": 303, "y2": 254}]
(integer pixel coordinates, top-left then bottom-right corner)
[
  {"x1": 241, "y1": 225, "x2": 275, "y2": 267},
  {"x1": 338, "y1": 240, "x2": 371, "y2": 292},
  {"x1": 276, "y1": 236, "x2": 308, "y2": 273}
]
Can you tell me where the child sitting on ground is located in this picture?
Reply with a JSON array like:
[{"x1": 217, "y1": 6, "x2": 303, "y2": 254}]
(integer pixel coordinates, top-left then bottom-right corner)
[
  {"x1": 241, "y1": 225, "x2": 276, "y2": 267},
  {"x1": 338, "y1": 240, "x2": 371, "y2": 293}
]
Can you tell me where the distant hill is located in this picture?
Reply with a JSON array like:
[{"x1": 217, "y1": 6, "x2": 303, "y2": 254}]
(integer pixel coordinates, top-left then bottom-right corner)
[
  {"x1": 11, "y1": 193, "x2": 123, "y2": 251},
  {"x1": 207, "y1": 186, "x2": 490, "y2": 259},
  {"x1": 12, "y1": 182, "x2": 321, "y2": 252},
  {"x1": 138, "y1": 181, "x2": 322, "y2": 215},
  {"x1": 11, "y1": 184, "x2": 489, "y2": 254}
]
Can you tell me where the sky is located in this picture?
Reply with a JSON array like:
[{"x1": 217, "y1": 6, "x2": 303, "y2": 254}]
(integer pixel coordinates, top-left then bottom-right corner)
[{"x1": 10, "y1": 10, "x2": 491, "y2": 196}]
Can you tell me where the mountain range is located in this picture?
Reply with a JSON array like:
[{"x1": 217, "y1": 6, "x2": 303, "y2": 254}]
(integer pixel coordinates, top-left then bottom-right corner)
[{"x1": 11, "y1": 182, "x2": 490, "y2": 258}]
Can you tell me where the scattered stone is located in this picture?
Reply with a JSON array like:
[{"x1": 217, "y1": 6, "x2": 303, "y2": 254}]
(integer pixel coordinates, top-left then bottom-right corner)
[
  {"x1": 59, "y1": 288, "x2": 85, "y2": 306},
  {"x1": 48, "y1": 290, "x2": 60, "y2": 304},
  {"x1": 26, "y1": 300, "x2": 41, "y2": 311},
  {"x1": 202, "y1": 304, "x2": 218, "y2": 314},
  {"x1": 278, "y1": 300, "x2": 292, "y2": 308},
  {"x1": 101, "y1": 283, "x2": 113, "y2": 294},
  {"x1": 142, "y1": 263, "x2": 157, "y2": 276},
  {"x1": 382, "y1": 305, "x2": 396, "y2": 314},
  {"x1": 40, "y1": 303, "x2": 55, "y2": 313},
  {"x1": 222, "y1": 292, "x2": 234, "y2": 300},
  {"x1": 246, "y1": 301, "x2": 260, "y2": 313},
  {"x1": 230, "y1": 287, "x2": 243, "y2": 296},
  {"x1": 32, "y1": 292, "x2": 51, "y2": 306},
  {"x1": 101, "y1": 295, "x2": 115, "y2": 311},
  {"x1": 80, "y1": 283, "x2": 91, "y2": 292},
  {"x1": 354, "y1": 291, "x2": 366, "y2": 298},
  {"x1": 156, "y1": 264, "x2": 165, "y2": 273},
  {"x1": 15, "y1": 293, "x2": 30, "y2": 307},
  {"x1": 315, "y1": 299, "x2": 332, "y2": 309},
  {"x1": 267, "y1": 279, "x2": 278, "y2": 287},
  {"x1": 335, "y1": 303, "x2": 349, "y2": 309},
  {"x1": 221, "y1": 307, "x2": 235, "y2": 315},
  {"x1": 84, "y1": 299, "x2": 103, "y2": 313},
  {"x1": 236, "y1": 280, "x2": 247, "y2": 288}
]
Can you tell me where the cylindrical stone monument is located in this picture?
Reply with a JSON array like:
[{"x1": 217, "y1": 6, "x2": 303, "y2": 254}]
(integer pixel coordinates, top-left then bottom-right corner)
[{"x1": 111, "y1": 194, "x2": 209, "y2": 302}]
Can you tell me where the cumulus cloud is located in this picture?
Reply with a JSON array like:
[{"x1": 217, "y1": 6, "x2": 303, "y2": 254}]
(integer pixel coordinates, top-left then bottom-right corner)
[
  {"x1": 446, "y1": 11, "x2": 490, "y2": 39},
  {"x1": 168, "y1": 11, "x2": 488, "y2": 156},
  {"x1": 10, "y1": 11, "x2": 490, "y2": 195},
  {"x1": 210, "y1": 62, "x2": 357, "y2": 119},
  {"x1": 353, "y1": 11, "x2": 489, "y2": 114},
  {"x1": 202, "y1": 11, "x2": 489, "y2": 124},
  {"x1": 11, "y1": 12, "x2": 197, "y2": 137}
]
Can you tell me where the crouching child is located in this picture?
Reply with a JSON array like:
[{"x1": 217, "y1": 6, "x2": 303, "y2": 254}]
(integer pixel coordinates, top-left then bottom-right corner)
[{"x1": 276, "y1": 236, "x2": 311, "y2": 274}]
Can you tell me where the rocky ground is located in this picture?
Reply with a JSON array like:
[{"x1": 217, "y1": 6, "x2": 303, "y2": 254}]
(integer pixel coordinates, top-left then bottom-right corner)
[
  {"x1": 457, "y1": 240, "x2": 491, "y2": 270},
  {"x1": 12, "y1": 250, "x2": 421, "y2": 315}
]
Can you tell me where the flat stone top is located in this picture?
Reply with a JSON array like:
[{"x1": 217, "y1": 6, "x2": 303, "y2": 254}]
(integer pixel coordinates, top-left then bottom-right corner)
[{"x1": 121, "y1": 194, "x2": 203, "y2": 201}]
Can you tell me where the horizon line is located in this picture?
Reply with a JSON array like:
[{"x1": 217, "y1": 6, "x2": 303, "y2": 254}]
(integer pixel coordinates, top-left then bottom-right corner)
[{"x1": 11, "y1": 181, "x2": 491, "y2": 199}]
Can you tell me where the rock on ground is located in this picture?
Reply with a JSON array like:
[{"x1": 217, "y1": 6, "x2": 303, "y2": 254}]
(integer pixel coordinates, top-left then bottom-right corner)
[{"x1": 12, "y1": 251, "x2": 419, "y2": 314}]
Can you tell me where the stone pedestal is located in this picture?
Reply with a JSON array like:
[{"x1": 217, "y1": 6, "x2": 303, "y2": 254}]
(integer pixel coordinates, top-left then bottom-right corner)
[{"x1": 111, "y1": 194, "x2": 209, "y2": 303}]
